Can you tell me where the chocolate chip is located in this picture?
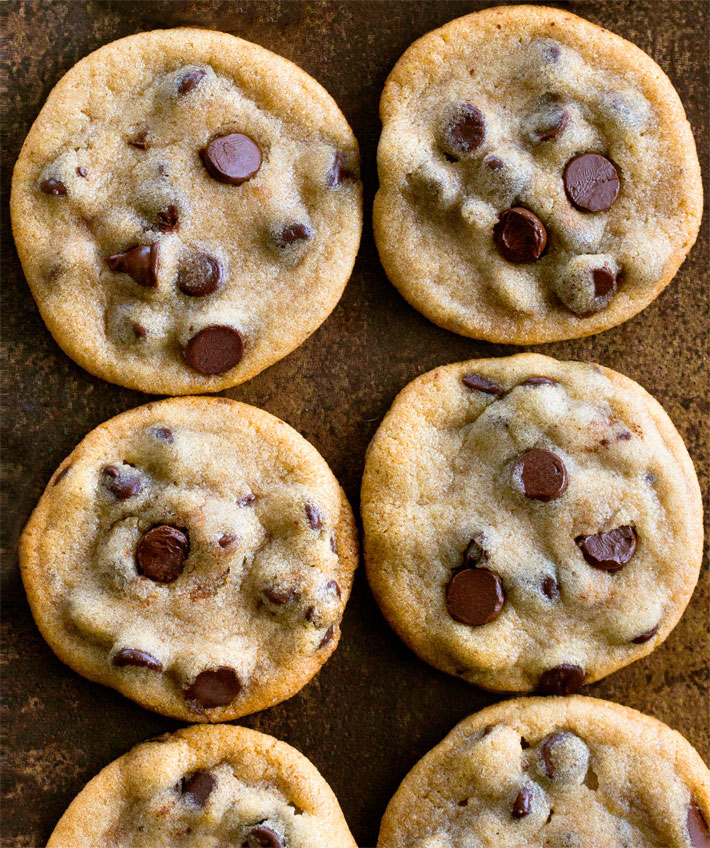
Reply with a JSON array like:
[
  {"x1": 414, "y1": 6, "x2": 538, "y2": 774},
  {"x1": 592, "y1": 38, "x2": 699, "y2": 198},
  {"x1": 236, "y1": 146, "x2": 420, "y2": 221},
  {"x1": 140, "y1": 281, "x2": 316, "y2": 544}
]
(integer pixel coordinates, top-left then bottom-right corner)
[
  {"x1": 446, "y1": 568, "x2": 505, "y2": 626},
  {"x1": 305, "y1": 503, "x2": 322, "y2": 530},
  {"x1": 156, "y1": 205, "x2": 179, "y2": 232},
  {"x1": 177, "y1": 252, "x2": 223, "y2": 297},
  {"x1": 40, "y1": 178, "x2": 67, "y2": 196},
  {"x1": 76, "y1": 167, "x2": 87, "y2": 178},
  {"x1": 263, "y1": 586, "x2": 300, "y2": 606},
  {"x1": 103, "y1": 465, "x2": 144, "y2": 500},
  {"x1": 200, "y1": 132, "x2": 261, "y2": 185},
  {"x1": 463, "y1": 537, "x2": 486, "y2": 565},
  {"x1": 329, "y1": 532, "x2": 338, "y2": 553},
  {"x1": 592, "y1": 266, "x2": 618, "y2": 298},
  {"x1": 184, "y1": 326, "x2": 244, "y2": 375},
  {"x1": 132, "y1": 322, "x2": 147, "y2": 339},
  {"x1": 687, "y1": 801, "x2": 710, "y2": 848},
  {"x1": 485, "y1": 155, "x2": 505, "y2": 171},
  {"x1": 326, "y1": 579, "x2": 341, "y2": 598},
  {"x1": 327, "y1": 150, "x2": 351, "y2": 187},
  {"x1": 181, "y1": 770, "x2": 216, "y2": 807},
  {"x1": 493, "y1": 207, "x2": 547, "y2": 263},
  {"x1": 528, "y1": 97, "x2": 569, "y2": 143},
  {"x1": 273, "y1": 222, "x2": 313, "y2": 249},
  {"x1": 154, "y1": 426, "x2": 173, "y2": 442},
  {"x1": 237, "y1": 493, "x2": 256, "y2": 507},
  {"x1": 523, "y1": 376, "x2": 556, "y2": 387},
  {"x1": 540, "y1": 732, "x2": 564, "y2": 777},
  {"x1": 537, "y1": 664, "x2": 585, "y2": 695},
  {"x1": 112, "y1": 648, "x2": 162, "y2": 671},
  {"x1": 462, "y1": 373, "x2": 504, "y2": 395},
  {"x1": 53, "y1": 465, "x2": 71, "y2": 486},
  {"x1": 542, "y1": 576, "x2": 560, "y2": 599},
  {"x1": 563, "y1": 153, "x2": 620, "y2": 213},
  {"x1": 631, "y1": 624, "x2": 659, "y2": 644},
  {"x1": 246, "y1": 826, "x2": 283, "y2": 848},
  {"x1": 136, "y1": 525, "x2": 189, "y2": 583},
  {"x1": 178, "y1": 69, "x2": 207, "y2": 96},
  {"x1": 441, "y1": 103, "x2": 486, "y2": 157},
  {"x1": 512, "y1": 786, "x2": 533, "y2": 818},
  {"x1": 218, "y1": 533, "x2": 237, "y2": 548},
  {"x1": 318, "y1": 624, "x2": 336, "y2": 649},
  {"x1": 514, "y1": 449, "x2": 567, "y2": 502},
  {"x1": 108, "y1": 244, "x2": 159, "y2": 288},
  {"x1": 184, "y1": 667, "x2": 241, "y2": 708},
  {"x1": 129, "y1": 130, "x2": 149, "y2": 150},
  {"x1": 575, "y1": 525, "x2": 637, "y2": 572}
]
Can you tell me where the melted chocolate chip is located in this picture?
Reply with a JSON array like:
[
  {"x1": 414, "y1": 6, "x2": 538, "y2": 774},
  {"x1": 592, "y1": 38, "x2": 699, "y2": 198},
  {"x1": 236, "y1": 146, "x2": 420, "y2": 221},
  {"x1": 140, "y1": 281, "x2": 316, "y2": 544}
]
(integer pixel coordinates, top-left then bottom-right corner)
[
  {"x1": 112, "y1": 648, "x2": 162, "y2": 671},
  {"x1": 263, "y1": 586, "x2": 300, "y2": 606},
  {"x1": 326, "y1": 579, "x2": 341, "y2": 598},
  {"x1": 200, "y1": 133, "x2": 262, "y2": 185},
  {"x1": 177, "y1": 252, "x2": 223, "y2": 297},
  {"x1": 136, "y1": 525, "x2": 189, "y2": 583},
  {"x1": 184, "y1": 667, "x2": 241, "y2": 708},
  {"x1": 108, "y1": 244, "x2": 160, "y2": 288},
  {"x1": 218, "y1": 533, "x2": 237, "y2": 548},
  {"x1": 40, "y1": 178, "x2": 67, "y2": 196},
  {"x1": 446, "y1": 568, "x2": 505, "y2": 626},
  {"x1": 512, "y1": 786, "x2": 533, "y2": 818},
  {"x1": 305, "y1": 503, "x2": 322, "y2": 530},
  {"x1": 329, "y1": 532, "x2": 338, "y2": 553},
  {"x1": 273, "y1": 222, "x2": 313, "y2": 249},
  {"x1": 564, "y1": 153, "x2": 620, "y2": 213},
  {"x1": 463, "y1": 537, "x2": 487, "y2": 565},
  {"x1": 514, "y1": 449, "x2": 568, "y2": 502},
  {"x1": 237, "y1": 493, "x2": 256, "y2": 507},
  {"x1": 156, "y1": 205, "x2": 179, "y2": 232},
  {"x1": 538, "y1": 664, "x2": 586, "y2": 695},
  {"x1": 493, "y1": 208, "x2": 547, "y2": 263},
  {"x1": 542, "y1": 576, "x2": 560, "y2": 600},
  {"x1": 178, "y1": 69, "x2": 207, "y2": 96},
  {"x1": 687, "y1": 801, "x2": 710, "y2": 848},
  {"x1": 246, "y1": 826, "x2": 283, "y2": 848},
  {"x1": 462, "y1": 373, "x2": 504, "y2": 395},
  {"x1": 129, "y1": 130, "x2": 149, "y2": 150},
  {"x1": 441, "y1": 103, "x2": 486, "y2": 156},
  {"x1": 530, "y1": 97, "x2": 569, "y2": 142},
  {"x1": 318, "y1": 624, "x2": 336, "y2": 649},
  {"x1": 76, "y1": 167, "x2": 88, "y2": 178},
  {"x1": 631, "y1": 624, "x2": 659, "y2": 644},
  {"x1": 485, "y1": 155, "x2": 505, "y2": 171},
  {"x1": 102, "y1": 465, "x2": 143, "y2": 500},
  {"x1": 327, "y1": 150, "x2": 351, "y2": 187},
  {"x1": 132, "y1": 322, "x2": 147, "y2": 339},
  {"x1": 593, "y1": 266, "x2": 618, "y2": 298},
  {"x1": 181, "y1": 770, "x2": 216, "y2": 807},
  {"x1": 184, "y1": 326, "x2": 244, "y2": 375},
  {"x1": 154, "y1": 426, "x2": 173, "y2": 442},
  {"x1": 53, "y1": 465, "x2": 71, "y2": 486},
  {"x1": 540, "y1": 732, "x2": 564, "y2": 777},
  {"x1": 523, "y1": 376, "x2": 556, "y2": 387},
  {"x1": 575, "y1": 525, "x2": 637, "y2": 571}
]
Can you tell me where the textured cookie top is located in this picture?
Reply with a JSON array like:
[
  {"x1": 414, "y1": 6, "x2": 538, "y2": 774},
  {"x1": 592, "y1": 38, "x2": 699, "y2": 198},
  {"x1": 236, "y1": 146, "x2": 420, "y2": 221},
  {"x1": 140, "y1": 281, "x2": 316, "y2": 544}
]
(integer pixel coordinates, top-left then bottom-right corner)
[
  {"x1": 362, "y1": 354, "x2": 702, "y2": 692},
  {"x1": 11, "y1": 28, "x2": 361, "y2": 393},
  {"x1": 374, "y1": 5, "x2": 702, "y2": 343},
  {"x1": 47, "y1": 724, "x2": 357, "y2": 847},
  {"x1": 20, "y1": 397, "x2": 358, "y2": 721},
  {"x1": 378, "y1": 697, "x2": 710, "y2": 848}
]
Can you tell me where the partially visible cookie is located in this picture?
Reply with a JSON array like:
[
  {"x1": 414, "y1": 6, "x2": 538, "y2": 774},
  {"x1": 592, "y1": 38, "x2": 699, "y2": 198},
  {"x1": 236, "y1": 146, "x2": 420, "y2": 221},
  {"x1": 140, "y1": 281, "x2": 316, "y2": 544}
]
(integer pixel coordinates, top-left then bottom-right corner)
[
  {"x1": 47, "y1": 724, "x2": 357, "y2": 847},
  {"x1": 374, "y1": 5, "x2": 702, "y2": 343},
  {"x1": 362, "y1": 353, "x2": 703, "y2": 692},
  {"x1": 11, "y1": 28, "x2": 361, "y2": 394},
  {"x1": 20, "y1": 397, "x2": 358, "y2": 720},
  {"x1": 377, "y1": 696, "x2": 710, "y2": 848}
]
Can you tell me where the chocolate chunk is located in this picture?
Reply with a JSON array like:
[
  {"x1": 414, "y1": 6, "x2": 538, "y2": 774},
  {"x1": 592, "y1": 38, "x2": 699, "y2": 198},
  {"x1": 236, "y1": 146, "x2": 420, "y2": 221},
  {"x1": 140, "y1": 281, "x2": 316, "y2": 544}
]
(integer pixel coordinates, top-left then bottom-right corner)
[
  {"x1": 53, "y1": 465, "x2": 71, "y2": 486},
  {"x1": 538, "y1": 664, "x2": 585, "y2": 695},
  {"x1": 512, "y1": 786, "x2": 533, "y2": 818},
  {"x1": 200, "y1": 132, "x2": 261, "y2": 185},
  {"x1": 514, "y1": 449, "x2": 567, "y2": 502},
  {"x1": 688, "y1": 801, "x2": 710, "y2": 848},
  {"x1": 184, "y1": 326, "x2": 244, "y2": 375},
  {"x1": 156, "y1": 205, "x2": 179, "y2": 232},
  {"x1": 77, "y1": 167, "x2": 88, "y2": 178},
  {"x1": 564, "y1": 153, "x2": 620, "y2": 213},
  {"x1": 178, "y1": 69, "x2": 207, "y2": 96},
  {"x1": 631, "y1": 624, "x2": 659, "y2": 644},
  {"x1": 154, "y1": 426, "x2": 173, "y2": 442},
  {"x1": 136, "y1": 525, "x2": 189, "y2": 583},
  {"x1": 40, "y1": 178, "x2": 67, "y2": 196},
  {"x1": 540, "y1": 732, "x2": 564, "y2": 777},
  {"x1": 318, "y1": 624, "x2": 336, "y2": 649},
  {"x1": 132, "y1": 322, "x2": 147, "y2": 339},
  {"x1": 592, "y1": 266, "x2": 618, "y2": 298},
  {"x1": 108, "y1": 243, "x2": 159, "y2": 288},
  {"x1": 446, "y1": 568, "x2": 505, "y2": 626},
  {"x1": 184, "y1": 666, "x2": 241, "y2": 708},
  {"x1": 237, "y1": 493, "x2": 256, "y2": 507},
  {"x1": 441, "y1": 103, "x2": 486, "y2": 157},
  {"x1": 246, "y1": 826, "x2": 283, "y2": 848},
  {"x1": 462, "y1": 373, "x2": 504, "y2": 395},
  {"x1": 177, "y1": 252, "x2": 223, "y2": 297},
  {"x1": 181, "y1": 770, "x2": 216, "y2": 807},
  {"x1": 327, "y1": 150, "x2": 351, "y2": 187},
  {"x1": 102, "y1": 465, "x2": 144, "y2": 500},
  {"x1": 263, "y1": 586, "x2": 300, "y2": 606},
  {"x1": 493, "y1": 207, "x2": 547, "y2": 263},
  {"x1": 129, "y1": 130, "x2": 149, "y2": 150},
  {"x1": 542, "y1": 576, "x2": 560, "y2": 600},
  {"x1": 575, "y1": 525, "x2": 637, "y2": 572},
  {"x1": 273, "y1": 222, "x2": 313, "y2": 249},
  {"x1": 523, "y1": 376, "x2": 556, "y2": 387},
  {"x1": 305, "y1": 503, "x2": 322, "y2": 530},
  {"x1": 112, "y1": 648, "x2": 162, "y2": 671}
]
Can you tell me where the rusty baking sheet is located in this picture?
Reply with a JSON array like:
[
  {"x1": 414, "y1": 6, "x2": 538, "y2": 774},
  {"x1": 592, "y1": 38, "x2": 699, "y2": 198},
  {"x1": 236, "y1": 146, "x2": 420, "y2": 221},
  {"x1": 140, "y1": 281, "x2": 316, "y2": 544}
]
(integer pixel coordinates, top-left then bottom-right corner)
[{"x1": 1, "y1": 2, "x2": 708, "y2": 845}]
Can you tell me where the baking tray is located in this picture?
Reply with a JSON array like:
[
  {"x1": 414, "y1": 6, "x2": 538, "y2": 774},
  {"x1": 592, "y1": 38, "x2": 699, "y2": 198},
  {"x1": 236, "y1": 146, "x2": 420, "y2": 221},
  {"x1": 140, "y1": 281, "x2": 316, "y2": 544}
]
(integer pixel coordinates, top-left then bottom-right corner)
[{"x1": 2, "y1": 2, "x2": 708, "y2": 845}]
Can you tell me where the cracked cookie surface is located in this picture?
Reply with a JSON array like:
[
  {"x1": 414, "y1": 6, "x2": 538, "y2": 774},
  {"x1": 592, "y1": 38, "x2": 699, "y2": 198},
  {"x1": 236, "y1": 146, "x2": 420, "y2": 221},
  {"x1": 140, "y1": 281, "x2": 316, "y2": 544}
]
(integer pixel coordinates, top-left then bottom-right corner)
[
  {"x1": 11, "y1": 28, "x2": 362, "y2": 393},
  {"x1": 20, "y1": 397, "x2": 358, "y2": 721},
  {"x1": 377, "y1": 697, "x2": 710, "y2": 848},
  {"x1": 361, "y1": 354, "x2": 702, "y2": 692},
  {"x1": 373, "y1": 5, "x2": 701, "y2": 343}
]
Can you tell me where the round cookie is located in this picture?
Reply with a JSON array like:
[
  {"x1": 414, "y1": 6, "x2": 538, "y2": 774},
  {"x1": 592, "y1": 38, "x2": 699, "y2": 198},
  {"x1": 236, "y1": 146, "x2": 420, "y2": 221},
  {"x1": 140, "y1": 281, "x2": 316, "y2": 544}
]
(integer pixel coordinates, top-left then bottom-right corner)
[
  {"x1": 47, "y1": 724, "x2": 358, "y2": 847},
  {"x1": 373, "y1": 5, "x2": 702, "y2": 343},
  {"x1": 377, "y1": 696, "x2": 710, "y2": 848},
  {"x1": 361, "y1": 353, "x2": 703, "y2": 692},
  {"x1": 20, "y1": 397, "x2": 358, "y2": 720},
  {"x1": 11, "y1": 28, "x2": 362, "y2": 394}
]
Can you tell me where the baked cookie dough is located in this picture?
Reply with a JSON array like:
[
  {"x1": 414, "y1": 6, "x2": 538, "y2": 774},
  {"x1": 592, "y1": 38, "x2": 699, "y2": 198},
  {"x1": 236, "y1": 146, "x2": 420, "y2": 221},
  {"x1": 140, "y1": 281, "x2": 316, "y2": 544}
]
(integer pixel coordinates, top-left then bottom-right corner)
[
  {"x1": 47, "y1": 724, "x2": 357, "y2": 847},
  {"x1": 377, "y1": 696, "x2": 710, "y2": 848},
  {"x1": 20, "y1": 397, "x2": 358, "y2": 721},
  {"x1": 373, "y1": 5, "x2": 702, "y2": 343},
  {"x1": 361, "y1": 353, "x2": 703, "y2": 693},
  {"x1": 11, "y1": 28, "x2": 362, "y2": 394}
]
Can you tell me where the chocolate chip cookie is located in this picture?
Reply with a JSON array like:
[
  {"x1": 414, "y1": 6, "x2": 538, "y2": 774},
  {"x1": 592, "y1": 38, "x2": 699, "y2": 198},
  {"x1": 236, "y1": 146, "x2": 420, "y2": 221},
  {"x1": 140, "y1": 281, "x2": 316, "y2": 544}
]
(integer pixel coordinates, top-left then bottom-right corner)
[
  {"x1": 377, "y1": 696, "x2": 710, "y2": 848},
  {"x1": 373, "y1": 5, "x2": 702, "y2": 343},
  {"x1": 47, "y1": 724, "x2": 357, "y2": 847},
  {"x1": 361, "y1": 354, "x2": 703, "y2": 693},
  {"x1": 20, "y1": 397, "x2": 358, "y2": 720},
  {"x1": 11, "y1": 28, "x2": 361, "y2": 393}
]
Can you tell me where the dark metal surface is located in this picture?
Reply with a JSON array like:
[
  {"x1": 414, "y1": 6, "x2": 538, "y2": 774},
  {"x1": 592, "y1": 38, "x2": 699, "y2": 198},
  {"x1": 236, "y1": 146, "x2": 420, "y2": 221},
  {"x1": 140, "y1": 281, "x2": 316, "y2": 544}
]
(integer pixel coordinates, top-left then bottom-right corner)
[{"x1": 1, "y1": 2, "x2": 708, "y2": 845}]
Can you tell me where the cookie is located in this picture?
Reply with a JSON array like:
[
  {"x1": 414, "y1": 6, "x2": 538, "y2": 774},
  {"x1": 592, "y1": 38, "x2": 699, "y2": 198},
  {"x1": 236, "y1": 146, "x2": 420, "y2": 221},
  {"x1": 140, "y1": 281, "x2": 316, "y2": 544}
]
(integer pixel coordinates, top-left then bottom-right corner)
[
  {"x1": 20, "y1": 397, "x2": 358, "y2": 720},
  {"x1": 11, "y1": 28, "x2": 362, "y2": 394},
  {"x1": 377, "y1": 696, "x2": 710, "y2": 847},
  {"x1": 373, "y1": 5, "x2": 702, "y2": 343},
  {"x1": 47, "y1": 724, "x2": 357, "y2": 847},
  {"x1": 361, "y1": 353, "x2": 703, "y2": 692}
]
